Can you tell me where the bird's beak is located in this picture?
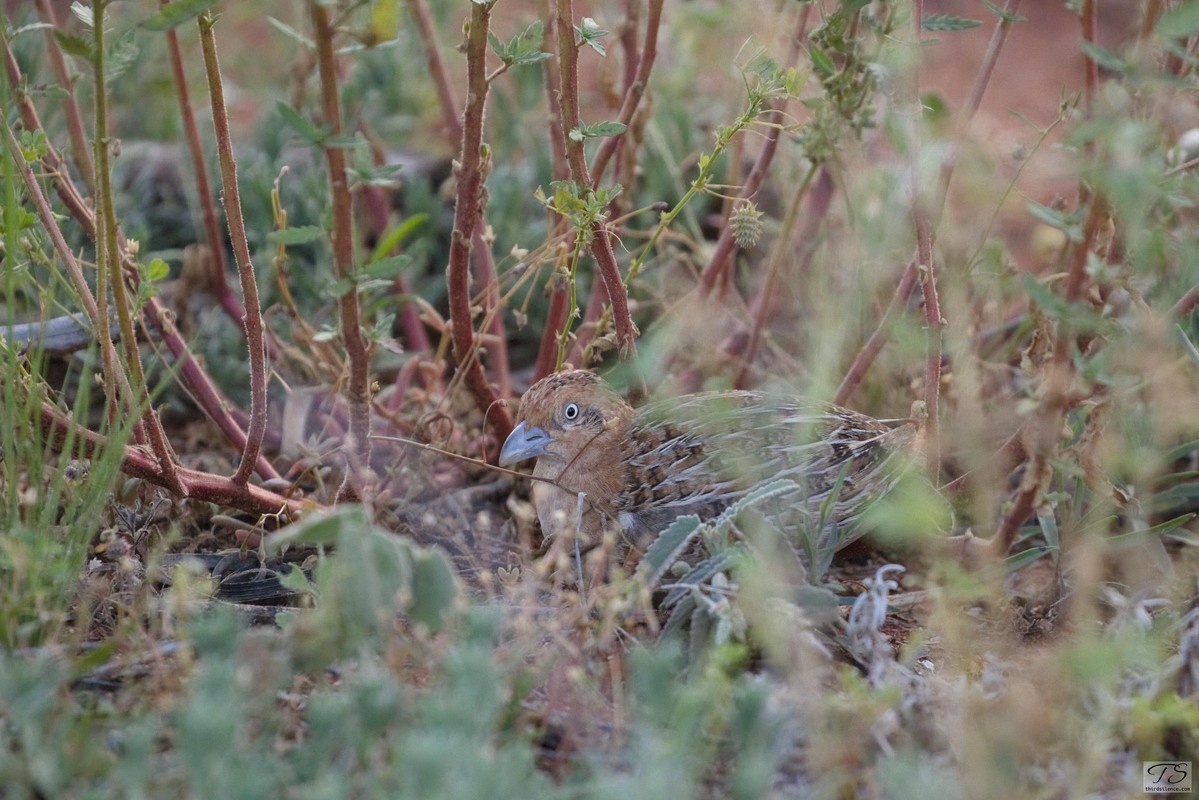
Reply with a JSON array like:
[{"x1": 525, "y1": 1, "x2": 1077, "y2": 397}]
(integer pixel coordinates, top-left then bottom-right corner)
[{"x1": 499, "y1": 421, "x2": 554, "y2": 466}]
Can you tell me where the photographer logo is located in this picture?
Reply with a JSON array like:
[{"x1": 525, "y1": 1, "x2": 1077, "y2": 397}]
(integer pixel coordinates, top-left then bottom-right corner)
[{"x1": 1144, "y1": 762, "x2": 1192, "y2": 794}]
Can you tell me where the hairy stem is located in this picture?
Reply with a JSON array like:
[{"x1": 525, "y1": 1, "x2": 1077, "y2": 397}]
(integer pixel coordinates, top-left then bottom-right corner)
[
  {"x1": 447, "y1": 0, "x2": 514, "y2": 443},
  {"x1": 39, "y1": 402, "x2": 312, "y2": 518},
  {"x1": 309, "y1": 2, "x2": 375, "y2": 501},
  {"x1": 2, "y1": 26, "x2": 278, "y2": 482},
  {"x1": 34, "y1": 0, "x2": 94, "y2": 193},
  {"x1": 198, "y1": 11, "x2": 269, "y2": 488},
  {"x1": 555, "y1": 0, "x2": 637, "y2": 357},
  {"x1": 92, "y1": 0, "x2": 182, "y2": 491},
  {"x1": 163, "y1": 2, "x2": 247, "y2": 329}
]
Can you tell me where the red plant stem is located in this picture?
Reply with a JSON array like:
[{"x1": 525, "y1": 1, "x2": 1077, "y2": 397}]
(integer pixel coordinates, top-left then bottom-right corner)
[
  {"x1": 162, "y1": 2, "x2": 247, "y2": 329},
  {"x1": 833, "y1": 259, "x2": 920, "y2": 406},
  {"x1": 92, "y1": 0, "x2": 182, "y2": 492},
  {"x1": 617, "y1": 0, "x2": 639, "y2": 93},
  {"x1": 834, "y1": 0, "x2": 1020, "y2": 405},
  {"x1": 961, "y1": 0, "x2": 1022, "y2": 123},
  {"x1": 698, "y1": 4, "x2": 812, "y2": 297},
  {"x1": 3, "y1": 32, "x2": 280, "y2": 482},
  {"x1": 409, "y1": 0, "x2": 463, "y2": 141},
  {"x1": 589, "y1": 0, "x2": 663, "y2": 188},
  {"x1": 533, "y1": 0, "x2": 571, "y2": 378},
  {"x1": 735, "y1": 166, "x2": 831, "y2": 390},
  {"x1": 310, "y1": 3, "x2": 375, "y2": 501},
  {"x1": 447, "y1": 0, "x2": 514, "y2": 442},
  {"x1": 538, "y1": 0, "x2": 569, "y2": 184},
  {"x1": 992, "y1": 234, "x2": 1099, "y2": 551},
  {"x1": 907, "y1": 0, "x2": 943, "y2": 478},
  {"x1": 994, "y1": 173, "x2": 1109, "y2": 551},
  {"x1": 534, "y1": 271, "x2": 572, "y2": 379},
  {"x1": 472, "y1": 230, "x2": 512, "y2": 398},
  {"x1": 143, "y1": 296, "x2": 283, "y2": 480},
  {"x1": 198, "y1": 12, "x2": 269, "y2": 488},
  {"x1": 914, "y1": 197, "x2": 942, "y2": 477},
  {"x1": 33, "y1": 0, "x2": 93, "y2": 193},
  {"x1": 38, "y1": 401, "x2": 312, "y2": 518},
  {"x1": 405, "y1": 0, "x2": 510, "y2": 402},
  {"x1": 555, "y1": 0, "x2": 637, "y2": 356}
]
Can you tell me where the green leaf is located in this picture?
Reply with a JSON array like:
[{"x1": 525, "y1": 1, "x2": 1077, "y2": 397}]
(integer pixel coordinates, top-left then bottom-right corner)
[
  {"x1": 487, "y1": 30, "x2": 506, "y2": 60},
  {"x1": 808, "y1": 44, "x2": 835, "y2": 78},
  {"x1": 791, "y1": 585, "x2": 841, "y2": 626},
  {"x1": 140, "y1": 0, "x2": 220, "y2": 31},
  {"x1": 1107, "y1": 513, "x2": 1197, "y2": 544},
  {"x1": 325, "y1": 277, "x2": 363, "y2": 299},
  {"x1": 503, "y1": 20, "x2": 552, "y2": 67},
  {"x1": 576, "y1": 17, "x2": 608, "y2": 56},
  {"x1": 363, "y1": 254, "x2": 411, "y2": 280},
  {"x1": 53, "y1": 31, "x2": 93, "y2": 59},
  {"x1": 369, "y1": 214, "x2": 427, "y2": 263},
  {"x1": 266, "y1": 507, "x2": 354, "y2": 549},
  {"x1": 1080, "y1": 41, "x2": 1126, "y2": 75},
  {"x1": 1020, "y1": 272, "x2": 1103, "y2": 332},
  {"x1": 277, "y1": 564, "x2": 316, "y2": 597},
  {"x1": 267, "y1": 16, "x2": 315, "y2": 49},
  {"x1": 637, "y1": 515, "x2": 703, "y2": 589},
  {"x1": 370, "y1": 0, "x2": 401, "y2": 41},
  {"x1": 104, "y1": 33, "x2": 140, "y2": 83},
  {"x1": 570, "y1": 121, "x2": 628, "y2": 143},
  {"x1": 275, "y1": 101, "x2": 326, "y2": 146},
  {"x1": 17, "y1": 130, "x2": 48, "y2": 162},
  {"x1": 267, "y1": 225, "x2": 325, "y2": 246},
  {"x1": 267, "y1": 505, "x2": 459, "y2": 658},
  {"x1": 407, "y1": 546, "x2": 458, "y2": 630},
  {"x1": 1026, "y1": 199, "x2": 1083, "y2": 241},
  {"x1": 983, "y1": 0, "x2": 1026, "y2": 23},
  {"x1": 1158, "y1": 2, "x2": 1199, "y2": 38},
  {"x1": 1036, "y1": 505, "x2": 1059, "y2": 556},
  {"x1": 659, "y1": 593, "x2": 697, "y2": 641},
  {"x1": 1005, "y1": 546, "x2": 1053, "y2": 571},
  {"x1": 579, "y1": 120, "x2": 627, "y2": 139},
  {"x1": 323, "y1": 134, "x2": 361, "y2": 150},
  {"x1": 348, "y1": 161, "x2": 405, "y2": 188},
  {"x1": 922, "y1": 14, "x2": 981, "y2": 31},
  {"x1": 146, "y1": 258, "x2": 170, "y2": 282}
]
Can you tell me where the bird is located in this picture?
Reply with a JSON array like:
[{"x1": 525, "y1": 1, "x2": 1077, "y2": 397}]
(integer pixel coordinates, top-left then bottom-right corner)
[{"x1": 499, "y1": 369, "x2": 925, "y2": 559}]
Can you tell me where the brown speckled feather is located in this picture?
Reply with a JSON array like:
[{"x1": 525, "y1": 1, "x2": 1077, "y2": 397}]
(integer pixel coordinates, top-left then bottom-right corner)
[{"x1": 502, "y1": 370, "x2": 920, "y2": 551}]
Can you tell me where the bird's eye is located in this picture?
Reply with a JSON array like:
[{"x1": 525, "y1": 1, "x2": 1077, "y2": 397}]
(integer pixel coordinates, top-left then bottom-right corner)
[{"x1": 563, "y1": 402, "x2": 580, "y2": 421}]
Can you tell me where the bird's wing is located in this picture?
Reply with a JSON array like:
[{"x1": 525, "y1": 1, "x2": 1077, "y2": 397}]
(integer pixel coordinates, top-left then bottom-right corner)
[{"x1": 615, "y1": 391, "x2": 918, "y2": 532}]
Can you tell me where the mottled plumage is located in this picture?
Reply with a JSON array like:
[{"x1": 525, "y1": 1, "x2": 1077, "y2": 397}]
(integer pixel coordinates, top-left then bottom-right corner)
[{"x1": 500, "y1": 370, "x2": 920, "y2": 552}]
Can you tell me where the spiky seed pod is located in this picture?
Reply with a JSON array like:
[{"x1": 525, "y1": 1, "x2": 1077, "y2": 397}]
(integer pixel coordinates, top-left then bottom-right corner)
[{"x1": 730, "y1": 200, "x2": 765, "y2": 249}]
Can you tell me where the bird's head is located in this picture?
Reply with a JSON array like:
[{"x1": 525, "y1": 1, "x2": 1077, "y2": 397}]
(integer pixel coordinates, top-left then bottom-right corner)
[{"x1": 499, "y1": 370, "x2": 632, "y2": 469}]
